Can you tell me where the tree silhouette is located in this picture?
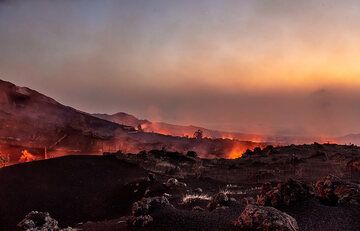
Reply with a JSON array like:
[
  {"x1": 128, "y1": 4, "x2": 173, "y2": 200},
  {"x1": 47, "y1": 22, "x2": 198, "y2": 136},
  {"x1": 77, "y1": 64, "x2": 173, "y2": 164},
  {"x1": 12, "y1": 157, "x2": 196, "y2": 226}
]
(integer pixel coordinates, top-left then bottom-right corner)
[{"x1": 193, "y1": 129, "x2": 203, "y2": 139}]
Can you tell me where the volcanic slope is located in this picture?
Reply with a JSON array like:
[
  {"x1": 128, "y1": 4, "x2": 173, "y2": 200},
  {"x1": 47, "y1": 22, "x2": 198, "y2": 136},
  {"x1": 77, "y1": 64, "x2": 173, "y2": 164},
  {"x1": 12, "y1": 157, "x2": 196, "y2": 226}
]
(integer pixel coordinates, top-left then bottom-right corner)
[
  {"x1": 0, "y1": 79, "x2": 265, "y2": 160},
  {"x1": 1, "y1": 143, "x2": 360, "y2": 230},
  {"x1": 0, "y1": 79, "x2": 131, "y2": 159}
]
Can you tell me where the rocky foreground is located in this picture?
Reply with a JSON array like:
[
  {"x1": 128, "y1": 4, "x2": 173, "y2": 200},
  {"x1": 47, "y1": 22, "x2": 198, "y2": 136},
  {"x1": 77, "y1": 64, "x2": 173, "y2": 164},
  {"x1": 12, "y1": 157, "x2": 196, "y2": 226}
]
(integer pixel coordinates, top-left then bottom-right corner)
[{"x1": 0, "y1": 143, "x2": 360, "y2": 230}]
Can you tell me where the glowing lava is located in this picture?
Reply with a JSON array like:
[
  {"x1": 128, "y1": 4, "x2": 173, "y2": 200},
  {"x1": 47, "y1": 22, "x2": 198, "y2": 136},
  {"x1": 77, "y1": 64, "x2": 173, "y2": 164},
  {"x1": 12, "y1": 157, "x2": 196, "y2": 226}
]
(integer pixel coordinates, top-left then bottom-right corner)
[
  {"x1": 221, "y1": 134, "x2": 264, "y2": 143},
  {"x1": 228, "y1": 145, "x2": 247, "y2": 159},
  {"x1": 19, "y1": 150, "x2": 36, "y2": 163}
]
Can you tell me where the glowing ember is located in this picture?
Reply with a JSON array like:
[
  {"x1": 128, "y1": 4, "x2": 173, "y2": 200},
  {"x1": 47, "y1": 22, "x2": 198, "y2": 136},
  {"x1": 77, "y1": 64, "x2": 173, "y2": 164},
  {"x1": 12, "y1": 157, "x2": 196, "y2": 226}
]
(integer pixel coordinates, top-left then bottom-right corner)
[{"x1": 19, "y1": 150, "x2": 36, "y2": 163}]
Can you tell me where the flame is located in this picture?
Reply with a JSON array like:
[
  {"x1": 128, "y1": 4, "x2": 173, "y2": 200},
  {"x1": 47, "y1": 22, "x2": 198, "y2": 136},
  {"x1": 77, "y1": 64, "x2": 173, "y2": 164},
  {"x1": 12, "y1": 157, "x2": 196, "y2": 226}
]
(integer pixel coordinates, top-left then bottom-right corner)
[
  {"x1": 228, "y1": 144, "x2": 247, "y2": 159},
  {"x1": 221, "y1": 135, "x2": 235, "y2": 140},
  {"x1": 221, "y1": 134, "x2": 264, "y2": 143},
  {"x1": 141, "y1": 123, "x2": 171, "y2": 136},
  {"x1": 19, "y1": 150, "x2": 36, "y2": 163}
]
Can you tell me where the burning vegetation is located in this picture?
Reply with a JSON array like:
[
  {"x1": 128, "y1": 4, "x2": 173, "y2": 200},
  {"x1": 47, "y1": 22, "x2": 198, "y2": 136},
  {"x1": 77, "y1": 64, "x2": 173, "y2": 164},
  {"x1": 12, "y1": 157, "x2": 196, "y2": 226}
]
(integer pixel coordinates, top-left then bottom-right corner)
[
  {"x1": 19, "y1": 150, "x2": 37, "y2": 163},
  {"x1": 228, "y1": 145, "x2": 248, "y2": 159}
]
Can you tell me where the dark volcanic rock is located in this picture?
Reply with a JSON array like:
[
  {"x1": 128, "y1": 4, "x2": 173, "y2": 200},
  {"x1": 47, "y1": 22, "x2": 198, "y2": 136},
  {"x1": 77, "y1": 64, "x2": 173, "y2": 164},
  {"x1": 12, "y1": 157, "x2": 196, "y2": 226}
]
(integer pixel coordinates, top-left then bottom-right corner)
[
  {"x1": 347, "y1": 158, "x2": 360, "y2": 172},
  {"x1": 127, "y1": 196, "x2": 173, "y2": 227},
  {"x1": 17, "y1": 211, "x2": 60, "y2": 231},
  {"x1": 144, "y1": 182, "x2": 169, "y2": 198},
  {"x1": 207, "y1": 192, "x2": 230, "y2": 211},
  {"x1": 257, "y1": 179, "x2": 309, "y2": 207},
  {"x1": 127, "y1": 215, "x2": 154, "y2": 227},
  {"x1": 234, "y1": 204, "x2": 299, "y2": 231},
  {"x1": 131, "y1": 196, "x2": 173, "y2": 216},
  {"x1": 17, "y1": 211, "x2": 76, "y2": 231},
  {"x1": 128, "y1": 196, "x2": 173, "y2": 227},
  {"x1": 193, "y1": 187, "x2": 203, "y2": 194},
  {"x1": 147, "y1": 172, "x2": 157, "y2": 182},
  {"x1": 165, "y1": 178, "x2": 187, "y2": 188},
  {"x1": 307, "y1": 151, "x2": 327, "y2": 161},
  {"x1": 263, "y1": 145, "x2": 279, "y2": 155},
  {"x1": 314, "y1": 175, "x2": 360, "y2": 205}
]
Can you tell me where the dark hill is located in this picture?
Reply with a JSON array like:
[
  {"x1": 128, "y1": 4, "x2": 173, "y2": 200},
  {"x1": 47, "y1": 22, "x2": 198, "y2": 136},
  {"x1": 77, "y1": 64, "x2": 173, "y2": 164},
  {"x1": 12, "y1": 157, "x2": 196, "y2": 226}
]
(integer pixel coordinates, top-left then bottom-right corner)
[
  {"x1": 0, "y1": 79, "x2": 266, "y2": 160},
  {"x1": 0, "y1": 79, "x2": 133, "y2": 160},
  {"x1": 93, "y1": 112, "x2": 149, "y2": 128}
]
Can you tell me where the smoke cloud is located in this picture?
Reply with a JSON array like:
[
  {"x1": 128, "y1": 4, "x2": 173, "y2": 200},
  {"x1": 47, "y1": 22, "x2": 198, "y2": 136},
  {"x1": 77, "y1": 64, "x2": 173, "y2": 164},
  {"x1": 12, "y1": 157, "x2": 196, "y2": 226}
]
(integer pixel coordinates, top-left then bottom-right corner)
[{"x1": 1, "y1": 0, "x2": 360, "y2": 136}]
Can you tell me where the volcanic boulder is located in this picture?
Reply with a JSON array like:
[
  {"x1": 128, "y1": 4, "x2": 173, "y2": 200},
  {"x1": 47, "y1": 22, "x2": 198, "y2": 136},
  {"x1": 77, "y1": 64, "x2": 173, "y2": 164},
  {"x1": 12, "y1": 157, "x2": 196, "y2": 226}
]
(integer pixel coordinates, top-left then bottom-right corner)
[
  {"x1": 17, "y1": 211, "x2": 76, "y2": 231},
  {"x1": 132, "y1": 196, "x2": 172, "y2": 216},
  {"x1": 314, "y1": 175, "x2": 360, "y2": 205},
  {"x1": 263, "y1": 145, "x2": 279, "y2": 155},
  {"x1": 147, "y1": 172, "x2": 157, "y2": 182},
  {"x1": 128, "y1": 196, "x2": 173, "y2": 227},
  {"x1": 207, "y1": 192, "x2": 230, "y2": 211},
  {"x1": 347, "y1": 158, "x2": 360, "y2": 172},
  {"x1": 233, "y1": 204, "x2": 299, "y2": 231},
  {"x1": 165, "y1": 178, "x2": 187, "y2": 188},
  {"x1": 257, "y1": 179, "x2": 309, "y2": 207},
  {"x1": 127, "y1": 215, "x2": 154, "y2": 227}
]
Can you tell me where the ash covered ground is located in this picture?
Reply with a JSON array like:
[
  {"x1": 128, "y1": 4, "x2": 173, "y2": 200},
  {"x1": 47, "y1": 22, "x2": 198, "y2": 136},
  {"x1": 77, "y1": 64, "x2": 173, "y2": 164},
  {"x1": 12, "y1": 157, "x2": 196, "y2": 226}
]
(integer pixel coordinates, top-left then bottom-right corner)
[{"x1": 0, "y1": 143, "x2": 360, "y2": 231}]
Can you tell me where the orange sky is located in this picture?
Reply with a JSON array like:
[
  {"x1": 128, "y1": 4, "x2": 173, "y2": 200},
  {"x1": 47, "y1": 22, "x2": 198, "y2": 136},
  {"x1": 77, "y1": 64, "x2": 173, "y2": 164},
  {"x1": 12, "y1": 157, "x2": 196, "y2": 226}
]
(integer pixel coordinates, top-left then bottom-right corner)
[{"x1": 1, "y1": 0, "x2": 360, "y2": 136}]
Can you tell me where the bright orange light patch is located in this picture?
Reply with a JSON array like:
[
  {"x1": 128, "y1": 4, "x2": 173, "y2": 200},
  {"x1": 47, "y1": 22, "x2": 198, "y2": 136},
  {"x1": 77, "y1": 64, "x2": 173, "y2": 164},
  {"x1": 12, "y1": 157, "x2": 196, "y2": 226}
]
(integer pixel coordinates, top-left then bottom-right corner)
[
  {"x1": 19, "y1": 150, "x2": 36, "y2": 163},
  {"x1": 228, "y1": 144, "x2": 247, "y2": 159}
]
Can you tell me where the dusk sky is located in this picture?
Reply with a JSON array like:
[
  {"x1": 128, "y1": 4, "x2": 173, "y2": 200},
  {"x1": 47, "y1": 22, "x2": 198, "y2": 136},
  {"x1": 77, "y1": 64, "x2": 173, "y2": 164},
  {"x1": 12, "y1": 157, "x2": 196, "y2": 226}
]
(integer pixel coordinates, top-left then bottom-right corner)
[{"x1": 1, "y1": 0, "x2": 360, "y2": 136}]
